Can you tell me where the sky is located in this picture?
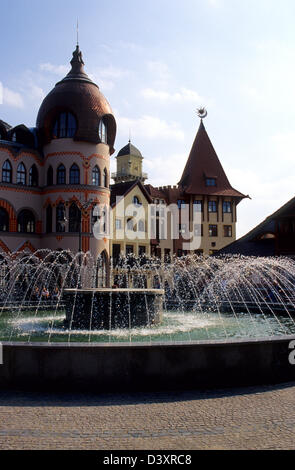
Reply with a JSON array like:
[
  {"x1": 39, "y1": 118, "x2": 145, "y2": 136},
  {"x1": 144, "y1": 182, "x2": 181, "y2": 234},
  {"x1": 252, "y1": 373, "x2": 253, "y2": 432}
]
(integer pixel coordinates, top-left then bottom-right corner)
[{"x1": 1, "y1": 0, "x2": 295, "y2": 238}]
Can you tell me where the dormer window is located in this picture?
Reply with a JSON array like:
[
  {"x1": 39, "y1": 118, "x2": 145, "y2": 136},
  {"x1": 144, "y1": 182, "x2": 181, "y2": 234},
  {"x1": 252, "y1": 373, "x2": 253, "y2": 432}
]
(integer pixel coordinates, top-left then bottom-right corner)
[
  {"x1": 206, "y1": 178, "x2": 216, "y2": 187},
  {"x1": 133, "y1": 196, "x2": 142, "y2": 207},
  {"x1": 99, "y1": 119, "x2": 107, "y2": 144},
  {"x1": 52, "y1": 112, "x2": 76, "y2": 139}
]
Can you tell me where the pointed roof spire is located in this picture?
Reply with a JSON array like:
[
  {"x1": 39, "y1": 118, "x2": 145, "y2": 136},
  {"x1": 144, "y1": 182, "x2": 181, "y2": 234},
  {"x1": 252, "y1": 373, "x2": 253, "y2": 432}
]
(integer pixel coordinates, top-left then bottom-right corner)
[
  {"x1": 178, "y1": 119, "x2": 247, "y2": 200},
  {"x1": 56, "y1": 44, "x2": 98, "y2": 87}
]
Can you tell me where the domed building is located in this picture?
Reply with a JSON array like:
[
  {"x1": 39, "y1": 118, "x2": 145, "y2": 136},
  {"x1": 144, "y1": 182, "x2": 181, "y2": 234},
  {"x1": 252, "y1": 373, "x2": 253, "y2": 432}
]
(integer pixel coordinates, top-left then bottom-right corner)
[{"x1": 0, "y1": 45, "x2": 116, "y2": 267}]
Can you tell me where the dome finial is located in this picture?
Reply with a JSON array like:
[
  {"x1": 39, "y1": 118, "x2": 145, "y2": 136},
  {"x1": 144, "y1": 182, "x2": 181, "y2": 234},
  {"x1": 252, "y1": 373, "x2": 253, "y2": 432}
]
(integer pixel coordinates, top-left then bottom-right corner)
[
  {"x1": 197, "y1": 106, "x2": 207, "y2": 120},
  {"x1": 70, "y1": 43, "x2": 85, "y2": 73}
]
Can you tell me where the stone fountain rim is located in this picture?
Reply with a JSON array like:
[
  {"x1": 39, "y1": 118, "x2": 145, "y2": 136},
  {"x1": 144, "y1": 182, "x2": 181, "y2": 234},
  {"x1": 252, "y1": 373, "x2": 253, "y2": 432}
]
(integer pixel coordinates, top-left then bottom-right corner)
[{"x1": 2, "y1": 333, "x2": 295, "y2": 348}]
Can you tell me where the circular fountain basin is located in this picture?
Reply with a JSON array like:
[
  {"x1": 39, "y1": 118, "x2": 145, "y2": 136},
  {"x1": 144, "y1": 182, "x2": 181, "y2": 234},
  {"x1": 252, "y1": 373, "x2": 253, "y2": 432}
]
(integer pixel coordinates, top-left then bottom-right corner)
[
  {"x1": 1, "y1": 335, "x2": 295, "y2": 391},
  {"x1": 1, "y1": 251, "x2": 295, "y2": 390}
]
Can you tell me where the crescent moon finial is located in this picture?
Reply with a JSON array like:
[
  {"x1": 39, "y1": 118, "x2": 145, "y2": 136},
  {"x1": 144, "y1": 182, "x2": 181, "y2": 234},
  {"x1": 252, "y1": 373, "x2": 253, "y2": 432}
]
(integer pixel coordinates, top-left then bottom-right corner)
[{"x1": 197, "y1": 107, "x2": 207, "y2": 119}]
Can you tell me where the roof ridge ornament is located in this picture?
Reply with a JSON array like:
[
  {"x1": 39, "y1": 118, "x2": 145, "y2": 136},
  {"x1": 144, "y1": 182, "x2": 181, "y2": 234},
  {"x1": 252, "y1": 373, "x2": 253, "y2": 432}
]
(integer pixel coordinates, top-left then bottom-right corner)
[
  {"x1": 71, "y1": 44, "x2": 85, "y2": 67},
  {"x1": 197, "y1": 106, "x2": 207, "y2": 120}
]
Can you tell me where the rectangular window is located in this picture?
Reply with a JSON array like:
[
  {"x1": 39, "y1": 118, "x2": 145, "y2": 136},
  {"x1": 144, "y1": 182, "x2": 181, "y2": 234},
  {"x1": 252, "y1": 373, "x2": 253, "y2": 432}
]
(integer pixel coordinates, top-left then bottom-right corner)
[
  {"x1": 206, "y1": 178, "x2": 216, "y2": 186},
  {"x1": 115, "y1": 219, "x2": 122, "y2": 229},
  {"x1": 224, "y1": 225, "x2": 232, "y2": 237},
  {"x1": 194, "y1": 224, "x2": 203, "y2": 236},
  {"x1": 223, "y1": 201, "x2": 232, "y2": 213},
  {"x1": 139, "y1": 245, "x2": 146, "y2": 256},
  {"x1": 209, "y1": 225, "x2": 218, "y2": 237},
  {"x1": 193, "y1": 200, "x2": 203, "y2": 212},
  {"x1": 208, "y1": 201, "x2": 217, "y2": 212},
  {"x1": 126, "y1": 245, "x2": 134, "y2": 255},
  {"x1": 179, "y1": 223, "x2": 187, "y2": 234}
]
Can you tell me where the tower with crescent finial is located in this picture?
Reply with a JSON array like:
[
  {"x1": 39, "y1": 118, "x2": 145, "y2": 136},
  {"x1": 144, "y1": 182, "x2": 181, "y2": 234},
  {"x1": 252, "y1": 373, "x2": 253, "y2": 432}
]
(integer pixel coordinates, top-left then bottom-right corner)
[{"x1": 145, "y1": 107, "x2": 249, "y2": 257}]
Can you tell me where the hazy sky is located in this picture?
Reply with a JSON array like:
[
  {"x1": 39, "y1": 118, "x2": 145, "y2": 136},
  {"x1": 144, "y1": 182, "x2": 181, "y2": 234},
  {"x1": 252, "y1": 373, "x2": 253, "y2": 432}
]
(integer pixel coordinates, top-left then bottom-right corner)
[{"x1": 1, "y1": 0, "x2": 295, "y2": 237}]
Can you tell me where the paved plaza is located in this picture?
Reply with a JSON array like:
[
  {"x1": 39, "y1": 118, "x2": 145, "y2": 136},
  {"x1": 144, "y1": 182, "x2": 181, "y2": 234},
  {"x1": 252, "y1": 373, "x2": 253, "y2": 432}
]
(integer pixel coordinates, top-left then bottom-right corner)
[{"x1": 0, "y1": 382, "x2": 294, "y2": 450}]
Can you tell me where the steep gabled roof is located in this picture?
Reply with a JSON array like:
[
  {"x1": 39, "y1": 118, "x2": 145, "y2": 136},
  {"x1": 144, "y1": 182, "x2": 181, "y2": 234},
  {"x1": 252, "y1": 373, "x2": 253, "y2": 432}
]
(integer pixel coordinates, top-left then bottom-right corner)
[
  {"x1": 110, "y1": 180, "x2": 153, "y2": 207},
  {"x1": 178, "y1": 120, "x2": 248, "y2": 201}
]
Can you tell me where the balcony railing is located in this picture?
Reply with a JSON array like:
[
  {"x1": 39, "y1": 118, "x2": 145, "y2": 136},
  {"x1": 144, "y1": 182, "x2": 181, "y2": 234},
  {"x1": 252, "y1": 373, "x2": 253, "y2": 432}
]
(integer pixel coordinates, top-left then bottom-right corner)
[{"x1": 111, "y1": 171, "x2": 148, "y2": 180}]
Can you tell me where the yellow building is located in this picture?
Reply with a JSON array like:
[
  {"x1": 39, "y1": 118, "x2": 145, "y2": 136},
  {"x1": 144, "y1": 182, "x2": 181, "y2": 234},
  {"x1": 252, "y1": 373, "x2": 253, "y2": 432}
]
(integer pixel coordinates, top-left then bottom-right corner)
[{"x1": 110, "y1": 179, "x2": 152, "y2": 264}]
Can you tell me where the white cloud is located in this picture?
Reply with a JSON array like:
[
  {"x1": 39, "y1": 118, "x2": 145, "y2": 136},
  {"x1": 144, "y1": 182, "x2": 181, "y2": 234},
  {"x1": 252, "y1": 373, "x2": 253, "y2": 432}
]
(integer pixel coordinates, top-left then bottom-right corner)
[
  {"x1": 89, "y1": 66, "x2": 130, "y2": 91},
  {"x1": 116, "y1": 113, "x2": 185, "y2": 141},
  {"x1": 227, "y1": 166, "x2": 295, "y2": 238},
  {"x1": 144, "y1": 153, "x2": 188, "y2": 186},
  {"x1": 2, "y1": 87, "x2": 24, "y2": 108},
  {"x1": 142, "y1": 87, "x2": 203, "y2": 104},
  {"x1": 206, "y1": 0, "x2": 222, "y2": 6},
  {"x1": 270, "y1": 132, "x2": 295, "y2": 164},
  {"x1": 39, "y1": 63, "x2": 68, "y2": 76},
  {"x1": 97, "y1": 65, "x2": 130, "y2": 80},
  {"x1": 146, "y1": 61, "x2": 171, "y2": 82},
  {"x1": 28, "y1": 84, "x2": 46, "y2": 102}
]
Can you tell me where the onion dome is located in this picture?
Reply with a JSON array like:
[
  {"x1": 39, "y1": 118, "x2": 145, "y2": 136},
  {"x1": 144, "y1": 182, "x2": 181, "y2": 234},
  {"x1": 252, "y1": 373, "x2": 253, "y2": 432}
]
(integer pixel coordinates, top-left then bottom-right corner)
[
  {"x1": 117, "y1": 141, "x2": 142, "y2": 158},
  {"x1": 36, "y1": 46, "x2": 116, "y2": 153}
]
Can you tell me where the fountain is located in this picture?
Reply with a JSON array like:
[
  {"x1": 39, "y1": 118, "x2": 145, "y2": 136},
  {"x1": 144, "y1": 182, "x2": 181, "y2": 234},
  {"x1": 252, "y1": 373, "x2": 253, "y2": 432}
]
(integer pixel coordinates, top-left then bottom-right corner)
[{"x1": 0, "y1": 250, "x2": 295, "y2": 390}]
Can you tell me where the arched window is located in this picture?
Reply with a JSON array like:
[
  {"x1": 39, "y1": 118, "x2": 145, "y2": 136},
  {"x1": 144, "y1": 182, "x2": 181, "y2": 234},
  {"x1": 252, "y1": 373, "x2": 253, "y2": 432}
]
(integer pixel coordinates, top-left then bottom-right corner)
[
  {"x1": 69, "y1": 202, "x2": 81, "y2": 233},
  {"x1": 56, "y1": 202, "x2": 66, "y2": 233},
  {"x1": 47, "y1": 166, "x2": 53, "y2": 186},
  {"x1": 2, "y1": 160, "x2": 12, "y2": 183},
  {"x1": 69, "y1": 164, "x2": 80, "y2": 185},
  {"x1": 0, "y1": 208, "x2": 9, "y2": 232},
  {"x1": 29, "y1": 164, "x2": 38, "y2": 187},
  {"x1": 57, "y1": 164, "x2": 66, "y2": 185},
  {"x1": 46, "y1": 205, "x2": 52, "y2": 233},
  {"x1": 133, "y1": 196, "x2": 142, "y2": 206},
  {"x1": 103, "y1": 168, "x2": 108, "y2": 188},
  {"x1": 17, "y1": 163, "x2": 26, "y2": 185},
  {"x1": 92, "y1": 165, "x2": 101, "y2": 186},
  {"x1": 17, "y1": 210, "x2": 35, "y2": 233},
  {"x1": 98, "y1": 119, "x2": 107, "y2": 144},
  {"x1": 52, "y1": 112, "x2": 77, "y2": 139}
]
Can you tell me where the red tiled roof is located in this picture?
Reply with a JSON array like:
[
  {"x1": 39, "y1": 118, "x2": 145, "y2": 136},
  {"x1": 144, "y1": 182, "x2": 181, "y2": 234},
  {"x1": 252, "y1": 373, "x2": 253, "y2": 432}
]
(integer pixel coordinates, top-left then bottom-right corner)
[
  {"x1": 144, "y1": 184, "x2": 168, "y2": 200},
  {"x1": 178, "y1": 120, "x2": 248, "y2": 200}
]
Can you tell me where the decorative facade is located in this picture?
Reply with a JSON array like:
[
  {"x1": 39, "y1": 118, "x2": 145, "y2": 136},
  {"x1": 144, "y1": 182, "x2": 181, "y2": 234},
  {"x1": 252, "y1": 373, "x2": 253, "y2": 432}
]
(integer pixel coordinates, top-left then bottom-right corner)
[
  {"x1": 0, "y1": 45, "x2": 116, "y2": 263},
  {"x1": 0, "y1": 46, "x2": 248, "y2": 262}
]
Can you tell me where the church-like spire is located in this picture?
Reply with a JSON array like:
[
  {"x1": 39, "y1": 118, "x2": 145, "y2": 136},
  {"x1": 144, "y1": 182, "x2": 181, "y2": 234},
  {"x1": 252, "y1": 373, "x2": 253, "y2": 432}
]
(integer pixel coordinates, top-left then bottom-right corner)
[
  {"x1": 178, "y1": 117, "x2": 247, "y2": 200},
  {"x1": 56, "y1": 45, "x2": 97, "y2": 87}
]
